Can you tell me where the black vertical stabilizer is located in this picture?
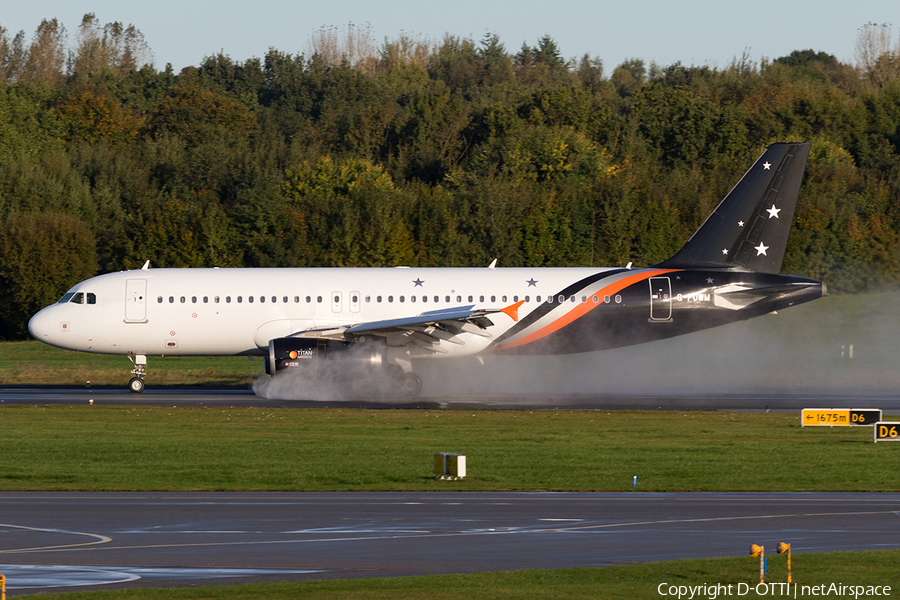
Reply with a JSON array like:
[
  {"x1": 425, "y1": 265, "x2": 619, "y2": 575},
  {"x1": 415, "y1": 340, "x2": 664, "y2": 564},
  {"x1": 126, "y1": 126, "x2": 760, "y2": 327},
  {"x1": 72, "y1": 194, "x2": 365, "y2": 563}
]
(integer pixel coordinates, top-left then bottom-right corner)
[{"x1": 656, "y1": 142, "x2": 810, "y2": 274}]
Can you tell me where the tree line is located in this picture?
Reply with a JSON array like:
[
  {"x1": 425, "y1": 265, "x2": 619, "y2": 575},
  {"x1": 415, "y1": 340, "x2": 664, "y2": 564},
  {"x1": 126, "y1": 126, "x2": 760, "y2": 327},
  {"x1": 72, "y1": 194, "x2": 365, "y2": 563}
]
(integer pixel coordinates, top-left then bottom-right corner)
[{"x1": 1, "y1": 17, "x2": 899, "y2": 338}]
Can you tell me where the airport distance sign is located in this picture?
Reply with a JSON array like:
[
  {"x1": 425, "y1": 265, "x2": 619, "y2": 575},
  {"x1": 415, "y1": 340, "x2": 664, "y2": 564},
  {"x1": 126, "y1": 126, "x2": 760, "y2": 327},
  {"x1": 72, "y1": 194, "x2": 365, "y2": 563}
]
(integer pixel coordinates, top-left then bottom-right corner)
[
  {"x1": 801, "y1": 408, "x2": 882, "y2": 427},
  {"x1": 874, "y1": 422, "x2": 900, "y2": 442}
]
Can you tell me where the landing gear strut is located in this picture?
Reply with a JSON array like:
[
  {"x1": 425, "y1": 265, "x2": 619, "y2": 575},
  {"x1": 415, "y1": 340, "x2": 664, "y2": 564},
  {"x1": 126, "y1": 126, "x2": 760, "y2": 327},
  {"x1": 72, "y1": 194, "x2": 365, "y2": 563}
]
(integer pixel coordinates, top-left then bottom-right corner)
[{"x1": 127, "y1": 355, "x2": 147, "y2": 393}]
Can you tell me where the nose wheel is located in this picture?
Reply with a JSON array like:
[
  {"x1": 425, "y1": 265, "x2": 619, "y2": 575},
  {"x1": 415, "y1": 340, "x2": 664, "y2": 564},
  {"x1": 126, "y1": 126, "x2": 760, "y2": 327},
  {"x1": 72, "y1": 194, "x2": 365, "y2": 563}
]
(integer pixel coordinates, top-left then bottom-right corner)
[
  {"x1": 128, "y1": 376, "x2": 146, "y2": 393},
  {"x1": 127, "y1": 355, "x2": 147, "y2": 393}
]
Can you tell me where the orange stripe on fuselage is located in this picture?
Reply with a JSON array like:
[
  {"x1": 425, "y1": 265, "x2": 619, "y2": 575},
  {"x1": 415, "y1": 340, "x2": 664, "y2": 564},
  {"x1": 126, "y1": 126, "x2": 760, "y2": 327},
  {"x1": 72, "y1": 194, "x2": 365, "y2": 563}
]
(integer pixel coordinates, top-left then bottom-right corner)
[{"x1": 496, "y1": 269, "x2": 679, "y2": 351}]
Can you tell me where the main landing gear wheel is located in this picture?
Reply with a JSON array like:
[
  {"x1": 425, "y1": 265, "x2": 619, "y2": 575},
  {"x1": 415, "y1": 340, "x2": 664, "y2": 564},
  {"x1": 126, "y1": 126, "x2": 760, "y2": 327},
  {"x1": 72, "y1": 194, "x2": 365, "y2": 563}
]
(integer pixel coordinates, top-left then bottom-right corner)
[
  {"x1": 128, "y1": 376, "x2": 146, "y2": 393},
  {"x1": 397, "y1": 372, "x2": 422, "y2": 397}
]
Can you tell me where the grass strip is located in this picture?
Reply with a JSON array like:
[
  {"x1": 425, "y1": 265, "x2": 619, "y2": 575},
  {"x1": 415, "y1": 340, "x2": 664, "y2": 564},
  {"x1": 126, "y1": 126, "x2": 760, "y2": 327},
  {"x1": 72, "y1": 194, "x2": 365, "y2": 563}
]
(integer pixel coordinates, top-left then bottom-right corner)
[
  {"x1": 10, "y1": 550, "x2": 900, "y2": 599},
  {"x1": 0, "y1": 341, "x2": 264, "y2": 386},
  {"x1": 0, "y1": 405, "x2": 897, "y2": 491}
]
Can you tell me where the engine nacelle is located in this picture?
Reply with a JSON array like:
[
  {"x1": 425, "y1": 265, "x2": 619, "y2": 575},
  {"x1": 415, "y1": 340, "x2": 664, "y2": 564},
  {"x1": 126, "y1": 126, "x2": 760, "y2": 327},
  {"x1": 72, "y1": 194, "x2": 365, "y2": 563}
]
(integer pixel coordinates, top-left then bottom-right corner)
[{"x1": 267, "y1": 337, "x2": 389, "y2": 378}]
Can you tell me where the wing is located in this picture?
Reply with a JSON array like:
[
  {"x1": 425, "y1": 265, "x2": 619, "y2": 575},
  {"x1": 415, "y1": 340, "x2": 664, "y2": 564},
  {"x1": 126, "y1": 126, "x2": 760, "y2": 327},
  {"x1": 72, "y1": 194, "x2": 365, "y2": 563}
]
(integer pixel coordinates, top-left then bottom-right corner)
[{"x1": 288, "y1": 302, "x2": 525, "y2": 355}]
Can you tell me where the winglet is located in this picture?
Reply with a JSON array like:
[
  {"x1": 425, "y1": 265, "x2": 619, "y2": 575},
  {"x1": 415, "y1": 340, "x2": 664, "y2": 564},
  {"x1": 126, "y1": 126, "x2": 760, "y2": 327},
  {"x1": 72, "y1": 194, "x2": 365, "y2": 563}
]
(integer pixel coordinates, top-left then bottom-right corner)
[{"x1": 500, "y1": 299, "x2": 526, "y2": 322}]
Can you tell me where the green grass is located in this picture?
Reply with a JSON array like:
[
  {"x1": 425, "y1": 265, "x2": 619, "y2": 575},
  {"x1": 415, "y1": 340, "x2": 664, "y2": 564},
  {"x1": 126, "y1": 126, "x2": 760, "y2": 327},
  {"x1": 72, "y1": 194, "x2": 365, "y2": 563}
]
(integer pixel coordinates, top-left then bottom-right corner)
[
  {"x1": 0, "y1": 341, "x2": 264, "y2": 386},
  {"x1": 11, "y1": 550, "x2": 900, "y2": 599},
  {"x1": 1, "y1": 405, "x2": 897, "y2": 491}
]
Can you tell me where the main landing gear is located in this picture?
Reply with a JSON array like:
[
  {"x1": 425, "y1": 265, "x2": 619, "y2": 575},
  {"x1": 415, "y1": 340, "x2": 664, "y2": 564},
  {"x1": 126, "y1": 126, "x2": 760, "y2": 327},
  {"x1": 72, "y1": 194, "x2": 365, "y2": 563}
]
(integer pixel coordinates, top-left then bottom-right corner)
[
  {"x1": 396, "y1": 371, "x2": 423, "y2": 397},
  {"x1": 127, "y1": 354, "x2": 147, "y2": 393}
]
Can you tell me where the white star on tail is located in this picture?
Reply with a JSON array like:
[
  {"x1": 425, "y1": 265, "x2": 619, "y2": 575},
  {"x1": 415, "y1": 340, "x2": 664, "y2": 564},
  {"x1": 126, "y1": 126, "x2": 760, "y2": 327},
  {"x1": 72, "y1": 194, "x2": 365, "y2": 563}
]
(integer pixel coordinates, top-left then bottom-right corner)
[
  {"x1": 763, "y1": 162, "x2": 771, "y2": 170},
  {"x1": 766, "y1": 204, "x2": 781, "y2": 219},
  {"x1": 755, "y1": 242, "x2": 769, "y2": 256}
]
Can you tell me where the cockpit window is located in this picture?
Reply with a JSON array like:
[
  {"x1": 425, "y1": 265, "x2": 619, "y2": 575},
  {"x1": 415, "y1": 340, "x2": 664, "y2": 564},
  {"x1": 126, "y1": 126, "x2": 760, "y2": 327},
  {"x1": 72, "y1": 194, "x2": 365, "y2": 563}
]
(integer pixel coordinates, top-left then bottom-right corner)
[{"x1": 63, "y1": 292, "x2": 96, "y2": 305}]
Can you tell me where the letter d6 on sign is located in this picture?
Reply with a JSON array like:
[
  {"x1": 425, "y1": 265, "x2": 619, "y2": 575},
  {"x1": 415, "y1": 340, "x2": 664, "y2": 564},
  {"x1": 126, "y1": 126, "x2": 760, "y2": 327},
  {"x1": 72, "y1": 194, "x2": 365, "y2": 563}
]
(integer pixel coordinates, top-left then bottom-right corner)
[{"x1": 874, "y1": 422, "x2": 900, "y2": 443}]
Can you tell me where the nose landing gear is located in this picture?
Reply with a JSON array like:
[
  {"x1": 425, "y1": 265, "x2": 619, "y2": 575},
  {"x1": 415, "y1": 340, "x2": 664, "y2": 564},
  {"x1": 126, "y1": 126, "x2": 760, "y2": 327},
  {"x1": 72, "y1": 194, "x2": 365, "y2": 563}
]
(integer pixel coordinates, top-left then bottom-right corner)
[{"x1": 127, "y1": 354, "x2": 147, "y2": 393}]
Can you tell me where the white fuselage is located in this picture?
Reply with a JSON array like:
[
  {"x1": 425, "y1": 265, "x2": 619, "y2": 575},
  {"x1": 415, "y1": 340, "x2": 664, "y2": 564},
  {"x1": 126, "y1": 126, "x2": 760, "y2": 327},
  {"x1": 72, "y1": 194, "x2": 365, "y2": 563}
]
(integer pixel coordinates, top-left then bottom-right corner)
[{"x1": 28, "y1": 266, "x2": 614, "y2": 358}]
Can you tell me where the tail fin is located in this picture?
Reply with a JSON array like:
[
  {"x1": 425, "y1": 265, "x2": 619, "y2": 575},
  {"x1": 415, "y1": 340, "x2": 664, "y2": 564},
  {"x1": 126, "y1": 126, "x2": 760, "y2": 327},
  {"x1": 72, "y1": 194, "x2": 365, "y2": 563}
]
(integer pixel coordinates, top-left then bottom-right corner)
[{"x1": 656, "y1": 142, "x2": 810, "y2": 274}]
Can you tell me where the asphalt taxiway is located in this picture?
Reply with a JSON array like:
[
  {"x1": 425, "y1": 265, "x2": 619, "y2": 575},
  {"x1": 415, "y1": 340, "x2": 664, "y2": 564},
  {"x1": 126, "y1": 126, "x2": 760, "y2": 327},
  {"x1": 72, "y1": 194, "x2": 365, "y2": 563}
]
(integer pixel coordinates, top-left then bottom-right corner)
[
  {"x1": 1, "y1": 492, "x2": 899, "y2": 594},
  {"x1": 2, "y1": 385, "x2": 900, "y2": 411}
]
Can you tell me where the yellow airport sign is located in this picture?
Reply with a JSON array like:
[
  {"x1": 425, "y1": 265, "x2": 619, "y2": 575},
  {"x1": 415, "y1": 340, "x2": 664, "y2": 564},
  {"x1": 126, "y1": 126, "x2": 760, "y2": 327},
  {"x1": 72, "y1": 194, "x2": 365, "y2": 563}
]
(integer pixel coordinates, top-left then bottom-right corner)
[
  {"x1": 874, "y1": 422, "x2": 900, "y2": 442},
  {"x1": 801, "y1": 408, "x2": 882, "y2": 427}
]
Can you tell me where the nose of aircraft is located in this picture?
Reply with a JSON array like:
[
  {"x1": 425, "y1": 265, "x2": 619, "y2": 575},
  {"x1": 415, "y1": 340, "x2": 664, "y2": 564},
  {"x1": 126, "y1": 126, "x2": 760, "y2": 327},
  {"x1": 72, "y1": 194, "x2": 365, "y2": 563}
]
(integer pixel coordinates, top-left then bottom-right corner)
[{"x1": 28, "y1": 306, "x2": 52, "y2": 341}]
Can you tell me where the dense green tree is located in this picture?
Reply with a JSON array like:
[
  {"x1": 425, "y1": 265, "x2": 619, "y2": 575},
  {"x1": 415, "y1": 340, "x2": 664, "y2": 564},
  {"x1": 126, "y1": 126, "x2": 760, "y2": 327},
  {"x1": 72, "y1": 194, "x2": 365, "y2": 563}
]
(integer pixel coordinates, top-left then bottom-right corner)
[{"x1": 0, "y1": 211, "x2": 98, "y2": 338}]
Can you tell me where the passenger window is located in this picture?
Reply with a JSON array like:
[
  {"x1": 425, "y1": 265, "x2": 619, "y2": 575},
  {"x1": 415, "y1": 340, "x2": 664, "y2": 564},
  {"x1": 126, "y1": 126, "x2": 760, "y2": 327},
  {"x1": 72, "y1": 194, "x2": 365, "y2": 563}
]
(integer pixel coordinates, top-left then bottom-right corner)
[
  {"x1": 203, "y1": 297, "x2": 209, "y2": 303},
  {"x1": 445, "y1": 296, "x2": 450, "y2": 303},
  {"x1": 537, "y1": 295, "x2": 542, "y2": 302},
  {"x1": 468, "y1": 296, "x2": 473, "y2": 303},
  {"x1": 400, "y1": 296, "x2": 405, "y2": 303},
  {"x1": 410, "y1": 296, "x2": 416, "y2": 303},
  {"x1": 388, "y1": 296, "x2": 394, "y2": 303},
  {"x1": 479, "y1": 296, "x2": 485, "y2": 302},
  {"x1": 592, "y1": 295, "x2": 599, "y2": 303},
  {"x1": 192, "y1": 296, "x2": 197, "y2": 303},
  {"x1": 615, "y1": 295, "x2": 622, "y2": 304},
  {"x1": 215, "y1": 296, "x2": 220, "y2": 303},
  {"x1": 306, "y1": 296, "x2": 311, "y2": 303},
  {"x1": 169, "y1": 296, "x2": 175, "y2": 303},
  {"x1": 317, "y1": 296, "x2": 323, "y2": 303},
  {"x1": 365, "y1": 296, "x2": 371, "y2": 303},
  {"x1": 490, "y1": 295, "x2": 496, "y2": 303},
  {"x1": 249, "y1": 296, "x2": 255, "y2": 303},
  {"x1": 226, "y1": 296, "x2": 231, "y2": 303},
  {"x1": 513, "y1": 296, "x2": 518, "y2": 302},
  {"x1": 604, "y1": 295, "x2": 610, "y2": 303},
  {"x1": 502, "y1": 295, "x2": 507, "y2": 303},
  {"x1": 274, "y1": 296, "x2": 279, "y2": 303},
  {"x1": 282, "y1": 296, "x2": 287, "y2": 303},
  {"x1": 434, "y1": 296, "x2": 439, "y2": 303},
  {"x1": 157, "y1": 296, "x2": 163, "y2": 303},
  {"x1": 525, "y1": 295, "x2": 530, "y2": 302},
  {"x1": 377, "y1": 296, "x2": 383, "y2": 303},
  {"x1": 294, "y1": 296, "x2": 299, "y2": 303},
  {"x1": 237, "y1": 296, "x2": 243, "y2": 303},
  {"x1": 180, "y1": 296, "x2": 186, "y2": 303},
  {"x1": 457, "y1": 296, "x2": 462, "y2": 303}
]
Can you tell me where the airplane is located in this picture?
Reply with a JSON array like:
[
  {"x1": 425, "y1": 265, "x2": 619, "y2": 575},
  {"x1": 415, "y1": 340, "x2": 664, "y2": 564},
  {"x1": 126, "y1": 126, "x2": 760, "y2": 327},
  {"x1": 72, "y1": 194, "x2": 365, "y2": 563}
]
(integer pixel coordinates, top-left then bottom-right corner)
[{"x1": 28, "y1": 142, "x2": 826, "y2": 397}]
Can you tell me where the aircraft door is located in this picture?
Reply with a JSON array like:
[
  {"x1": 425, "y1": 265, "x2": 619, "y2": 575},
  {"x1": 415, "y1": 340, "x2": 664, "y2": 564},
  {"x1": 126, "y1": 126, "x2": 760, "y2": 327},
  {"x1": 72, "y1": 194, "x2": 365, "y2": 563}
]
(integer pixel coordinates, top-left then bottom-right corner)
[
  {"x1": 125, "y1": 279, "x2": 147, "y2": 323},
  {"x1": 331, "y1": 291, "x2": 343, "y2": 313},
  {"x1": 649, "y1": 277, "x2": 672, "y2": 322}
]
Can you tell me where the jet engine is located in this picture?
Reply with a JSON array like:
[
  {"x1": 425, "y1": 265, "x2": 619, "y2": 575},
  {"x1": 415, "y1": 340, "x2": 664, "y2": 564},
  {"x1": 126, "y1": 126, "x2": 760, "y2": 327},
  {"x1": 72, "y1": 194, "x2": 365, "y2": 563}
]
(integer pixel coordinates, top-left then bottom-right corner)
[{"x1": 267, "y1": 337, "x2": 389, "y2": 378}]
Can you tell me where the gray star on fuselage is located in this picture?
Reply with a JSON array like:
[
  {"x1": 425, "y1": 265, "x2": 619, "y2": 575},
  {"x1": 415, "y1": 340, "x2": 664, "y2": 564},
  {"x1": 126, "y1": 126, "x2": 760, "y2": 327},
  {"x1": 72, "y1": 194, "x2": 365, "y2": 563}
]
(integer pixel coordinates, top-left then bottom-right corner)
[
  {"x1": 526, "y1": 278, "x2": 538, "y2": 287},
  {"x1": 413, "y1": 278, "x2": 424, "y2": 287}
]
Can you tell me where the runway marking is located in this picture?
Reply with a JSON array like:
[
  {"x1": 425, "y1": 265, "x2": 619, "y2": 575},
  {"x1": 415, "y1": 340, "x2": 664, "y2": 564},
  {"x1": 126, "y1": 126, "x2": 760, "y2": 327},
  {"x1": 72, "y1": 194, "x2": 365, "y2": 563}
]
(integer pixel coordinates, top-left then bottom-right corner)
[
  {"x1": 540, "y1": 510, "x2": 900, "y2": 533},
  {"x1": 0, "y1": 524, "x2": 112, "y2": 554},
  {"x1": 4, "y1": 510, "x2": 897, "y2": 555}
]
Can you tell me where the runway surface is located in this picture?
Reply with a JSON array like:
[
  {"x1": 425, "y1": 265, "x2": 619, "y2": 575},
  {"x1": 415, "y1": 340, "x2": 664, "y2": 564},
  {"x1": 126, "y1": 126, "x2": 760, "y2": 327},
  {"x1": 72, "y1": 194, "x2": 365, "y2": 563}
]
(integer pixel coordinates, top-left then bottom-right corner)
[
  {"x1": 2, "y1": 385, "x2": 900, "y2": 411},
  {"x1": 1, "y1": 492, "x2": 899, "y2": 594}
]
